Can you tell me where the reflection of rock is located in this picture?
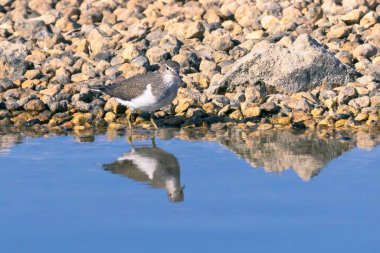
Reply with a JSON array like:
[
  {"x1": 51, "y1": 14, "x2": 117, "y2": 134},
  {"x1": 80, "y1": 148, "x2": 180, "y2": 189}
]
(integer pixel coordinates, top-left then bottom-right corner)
[
  {"x1": 0, "y1": 132, "x2": 22, "y2": 154},
  {"x1": 103, "y1": 143, "x2": 184, "y2": 202},
  {"x1": 215, "y1": 130, "x2": 355, "y2": 181}
]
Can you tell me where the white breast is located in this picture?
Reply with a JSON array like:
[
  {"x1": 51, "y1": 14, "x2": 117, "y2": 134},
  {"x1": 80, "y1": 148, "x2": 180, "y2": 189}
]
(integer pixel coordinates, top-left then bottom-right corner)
[
  {"x1": 116, "y1": 83, "x2": 158, "y2": 111},
  {"x1": 118, "y1": 153, "x2": 158, "y2": 180}
]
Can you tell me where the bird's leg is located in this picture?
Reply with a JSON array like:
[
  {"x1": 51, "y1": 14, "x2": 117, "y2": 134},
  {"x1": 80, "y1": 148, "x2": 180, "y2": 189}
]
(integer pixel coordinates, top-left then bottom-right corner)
[
  {"x1": 127, "y1": 134, "x2": 134, "y2": 148},
  {"x1": 126, "y1": 111, "x2": 132, "y2": 130},
  {"x1": 150, "y1": 111, "x2": 158, "y2": 129},
  {"x1": 151, "y1": 134, "x2": 156, "y2": 148}
]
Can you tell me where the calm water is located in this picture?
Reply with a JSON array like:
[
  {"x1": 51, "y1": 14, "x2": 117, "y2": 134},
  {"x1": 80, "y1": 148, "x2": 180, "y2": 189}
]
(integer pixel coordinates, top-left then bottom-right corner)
[{"x1": 0, "y1": 127, "x2": 379, "y2": 253}]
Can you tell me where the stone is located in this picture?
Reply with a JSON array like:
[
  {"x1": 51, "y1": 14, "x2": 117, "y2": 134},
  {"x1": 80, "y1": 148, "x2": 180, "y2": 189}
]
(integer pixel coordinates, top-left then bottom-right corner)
[
  {"x1": 341, "y1": 9, "x2": 363, "y2": 24},
  {"x1": 348, "y1": 96, "x2": 370, "y2": 109},
  {"x1": 353, "y1": 44, "x2": 378, "y2": 59},
  {"x1": 242, "y1": 106, "x2": 261, "y2": 117},
  {"x1": 370, "y1": 96, "x2": 380, "y2": 106},
  {"x1": 49, "y1": 100, "x2": 68, "y2": 113},
  {"x1": 338, "y1": 86, "x2": 357, "y2": 104},
  {"x1": 121, "y1": 43, "x2": 143, "y2": 61},
  {"x1": 245, "y1": 86, "x2": 267, "y2": 104},
  {"x1": 272, "y1": 116, "x2": 292, "y2": 126},
  {"x1": 146, "y1": 46, "x2": 170, "y2": 63},
  {"x1": 165, "y1": 21, "x2": 205, "y2": 40},
  {"x1": 23, "y1": 99, "x2": 46, "y2": 112},
  {"x1": 318, "y1": 117, "x2": 335, "y2": 127},
  {"x1": 229, "y1": 109, "x2": 242, "y2": 120},
  {"x1": 163, "y1": 116, "x2": 185, "y2": 127},
  {"x1": 311, "y1": 108, "x2": 324, "y2": 117},
  {"x1": 0, "y1": 41, "x2": 29, "y2": 81},
  {"x1": 261, "y1": 15, "x2": 279, "y2": 30},
  {"x1": 235, "y1": 4, "x2": 262, "y2": 28},
  {"x1": 104, "y1": 112, "x2": 117, "y2": 123},
  {"x1": 104, "y1": 98, "x2": 126, "y2": 114},
  {"x1": 360, "y1": 11, "x2": 377, "y2": 29},
  {"x1": 0, "y1": 78, "x2": 16, "y2": 92},
  {"x1": 203, "y1": 29, "x2": 234, "y2": 52},
  {"x1": 335, "y1": 119, "x2": 347, "y2": 127},
  {"x1": 326, "y1": 26, "x2": 351, "y2": 39},
  {"x1": 72, "y1": 113, "x2": 93, "y2": 126},
  {"x1": 202, "y1": 102, "x2": 218, "y2": 114},
  {"x1": 335, "y1": 51, "x2": 353, "y2": 64},
  {"x1": 175, "y1": 98, "x2": 195, "y2": 114},
  {"x1": 207, "y1": 34, "x2": 356, "y2": 94},
  {"x1": 260, "y1": 102, "x2": 278, "y2": 113},
  {"x1": 355, "y1": 112, "x2": 369, "y2": 121}
]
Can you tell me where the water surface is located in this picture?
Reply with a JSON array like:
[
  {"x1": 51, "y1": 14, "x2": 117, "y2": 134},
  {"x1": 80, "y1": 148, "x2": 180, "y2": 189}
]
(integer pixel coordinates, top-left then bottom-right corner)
[{"x1": 0, "y1": 127, "x2": 379, "y2": 253}]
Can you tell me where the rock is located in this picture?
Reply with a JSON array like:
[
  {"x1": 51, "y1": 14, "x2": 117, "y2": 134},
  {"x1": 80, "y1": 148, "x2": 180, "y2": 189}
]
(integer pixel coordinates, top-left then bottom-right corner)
[
  {"x1": 335, "y1": 51, "x2": 353, "y2": 64},
  {"x1": 245, "y1": 86, "x2": 267, "y2": 104},
  {"x1": 355, "y1": 112, "x2": 368, "y2": 121},
  {"x1": 28, "y1": 0, "x2": 53, "y2": 14},
  {"x1": 0, "y1": 78, "x2": 16, "y2": 92},
  {"x1": 49, "y1": 100, "x2": 68, "y2": 113},
  {"x1": 207, "y1": 34, "x2": 356, "y2": 94},
  {"x1": 23, "y1": 99, "x2": 46, "y2": 112},
  {"x1": 163, "y1": 116, "x2": 185, "y2": 127},
  {"x1": 202, "y1": 102, "x2": 218, "y2": 114},
  {"x1": 203, "y1": 29, "x2": 234, "y2": 52},
  {"x1": 199, "y1": 59, "x2": 217, "y2": 72},
  {"x1": 353, "y1": 44, "x2": 378, "y2": 59},
  {"x1": 348, "y1": 96, "x2": 370, "y2": 109},
  {"x1": 175, "y1": 98, "x2": 195, "y2": 114},
  {"x1": 234, "y1": 4, "x2": 262, "y2": 28},
  {"x1": 341, "y1": 9, "x2": 363, "y2": 24},
  {"x1": 272, "y1": 116, "x2": 292, "y2": 126},
  {"x1": 311, "y1": 108, "x2": 324, "y2": 117},
  {"x1": 121, "y1": 43, "x2": 143, "y2": 61},
  {"x1": 104, "y1": 98, "x2": 126, "y2": 114},
  {"x1": 326, "y1": 26, "x2": 351, "y2": 39},
  {"x1": 261, "y1": 15, "x2": 279, "y2": 30},
  {"x1": 104, "y1": 112, "x2": 117, "y2": 123},
  {"x1": 165, "y1": 20, "x2": 205, "y2": 40},
  {"x1": 146, "y1": 46, "x2": 170, "y2": 63},
  {"x1": 159, "y1": 35, "x2": 181, "y2": 56},
  {"x1": 370, "y1": 96, "x2": 380, "y2": 106},
  {"x1": 260, "y1": 102, "x2": 278, "y2": 113},
  {"x1": 0, "y1": 41, "x2": 29, "y2": 81},
  {"x1": 360, "y1": 11, "x2": 378, "y2": 29},
  {"x1": 242, "y1": 105, "x2": 261, "y2": 117},
  {"x1": 338, "y1": 86, "x2": 357, "y2": 104},
  {"x1": 72, "y1": 113, "x2": 93, "y2": 126}
]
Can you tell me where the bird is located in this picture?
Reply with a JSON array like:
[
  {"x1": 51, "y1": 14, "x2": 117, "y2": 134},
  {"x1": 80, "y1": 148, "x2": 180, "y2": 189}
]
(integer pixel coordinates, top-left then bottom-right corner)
[
  {"x1": 96, "y1": 60, "x2": 181, "y2": 129},
  {"x1": 103, "y1": 138, "x2": 184, "y2": 202}
]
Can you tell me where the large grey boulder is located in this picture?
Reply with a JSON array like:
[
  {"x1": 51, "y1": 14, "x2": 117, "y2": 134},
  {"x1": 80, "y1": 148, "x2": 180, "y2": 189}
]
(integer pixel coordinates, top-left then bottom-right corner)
[
  {"x1": 207, "y1": 34, "x2": 357, "y2": 94},
  {"x1": 0, "y1": 41, "x2": 29, "y2": 81}
]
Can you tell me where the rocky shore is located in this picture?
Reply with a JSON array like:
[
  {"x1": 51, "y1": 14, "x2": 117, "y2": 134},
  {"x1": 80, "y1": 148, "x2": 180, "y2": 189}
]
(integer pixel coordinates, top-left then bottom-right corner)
[{"x1": 0, "y1": 0, "x2": 379, "y2": 132}]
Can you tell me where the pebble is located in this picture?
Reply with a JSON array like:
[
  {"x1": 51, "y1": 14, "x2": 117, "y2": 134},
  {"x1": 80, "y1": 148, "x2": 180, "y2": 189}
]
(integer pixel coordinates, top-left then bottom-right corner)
[{"x1": 0, "y1": 0, "x2": 376, "y2": 132}]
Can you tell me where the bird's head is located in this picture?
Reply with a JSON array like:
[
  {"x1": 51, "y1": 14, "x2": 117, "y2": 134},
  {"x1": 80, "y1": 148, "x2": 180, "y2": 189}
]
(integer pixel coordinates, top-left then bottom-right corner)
[
  {"x1": 163, "y1": 60, "x2": 180, "y2": 75},
  {"x1": 168, "y1": 186, "x2": 184, "y2": 202}
]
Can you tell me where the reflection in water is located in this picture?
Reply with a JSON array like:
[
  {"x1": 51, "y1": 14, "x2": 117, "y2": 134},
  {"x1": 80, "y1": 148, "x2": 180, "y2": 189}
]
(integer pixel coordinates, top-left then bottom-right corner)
[
  {"x1": 103, "y1": 139, "x2": 184, "y2": 202},
  {"x1": 0, "y1": 126, "x2": 379, "y2": 182},
  {"x1": 216, "y1": 130, "x2": 355, "y2": 181},
  {"x1": 0, "y1": 132, "x2": 23, "y2": 154}
]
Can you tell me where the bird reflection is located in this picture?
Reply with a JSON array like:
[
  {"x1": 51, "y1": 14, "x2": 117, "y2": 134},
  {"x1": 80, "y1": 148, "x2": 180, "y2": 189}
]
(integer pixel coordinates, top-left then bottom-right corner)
[{"x1": 103, "y1": 138, "x2": 184, "y2": 202}]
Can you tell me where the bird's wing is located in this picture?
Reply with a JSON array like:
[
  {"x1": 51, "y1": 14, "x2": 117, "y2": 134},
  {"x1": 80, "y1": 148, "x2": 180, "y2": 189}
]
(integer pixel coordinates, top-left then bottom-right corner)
[{"x1": 101, "y1": 72, "x2": 160, "y2": 101}]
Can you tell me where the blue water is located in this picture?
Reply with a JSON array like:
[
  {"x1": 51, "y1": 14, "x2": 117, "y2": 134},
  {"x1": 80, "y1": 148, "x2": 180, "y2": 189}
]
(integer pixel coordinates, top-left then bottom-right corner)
[{"x1": 0, "y1": 130, "x2": 379, "y2": 253}]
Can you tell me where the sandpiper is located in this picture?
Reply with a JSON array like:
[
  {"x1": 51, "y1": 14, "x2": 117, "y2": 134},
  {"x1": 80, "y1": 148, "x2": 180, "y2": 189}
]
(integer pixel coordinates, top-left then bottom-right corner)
[
  {"x1": 97, "y1": 60, "x2": 181, "y2": 129},
  {"x1": 103, "y1": 138, "x2": 184, "y2": 202}
]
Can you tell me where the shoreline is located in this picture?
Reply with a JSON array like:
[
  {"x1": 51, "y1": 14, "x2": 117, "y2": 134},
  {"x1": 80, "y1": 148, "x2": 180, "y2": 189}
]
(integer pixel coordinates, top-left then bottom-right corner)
[{"x1": 0, "y1": 0, "x2": 379, "y2": 132}]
